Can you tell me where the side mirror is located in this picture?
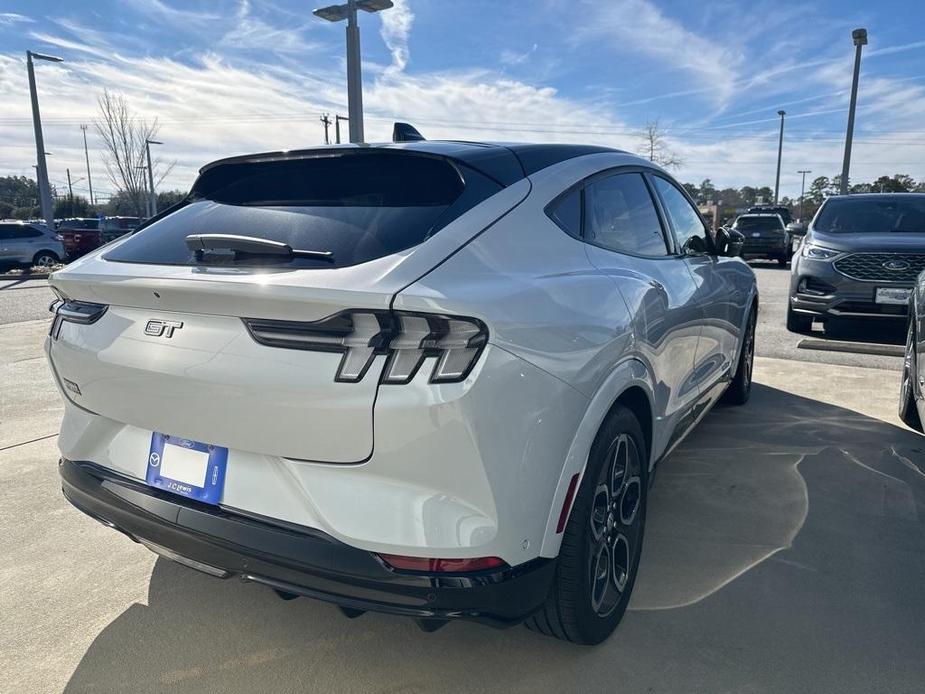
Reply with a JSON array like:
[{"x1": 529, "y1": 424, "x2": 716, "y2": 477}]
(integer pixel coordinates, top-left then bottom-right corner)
[
  {"x1": 715, "y1": 227, "x2": 744, "y2": 257},
  {"x1": 786, "y1": 222, "x2": 807, "y2": 236}
]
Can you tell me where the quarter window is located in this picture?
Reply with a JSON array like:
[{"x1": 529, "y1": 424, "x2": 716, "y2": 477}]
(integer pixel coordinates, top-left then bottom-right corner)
[
  {"x1": 652, "y1": 176, "x2": 710, "y2": 253},
  {"x1": 583, "y1": 173, "x2": 667, "y2": 256},
  {"x1": 549, "y1": 188, "x2": 581, "y2": 238}
]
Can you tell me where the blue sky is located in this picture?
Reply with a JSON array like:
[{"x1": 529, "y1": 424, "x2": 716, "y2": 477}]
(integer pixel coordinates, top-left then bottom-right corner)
[{"x1": 1, "y1": 0, "x2": 924, "y2": 202}]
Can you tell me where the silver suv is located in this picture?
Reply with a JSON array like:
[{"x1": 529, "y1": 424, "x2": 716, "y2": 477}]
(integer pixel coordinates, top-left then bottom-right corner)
[
  {"x1": 0, "y1": 221, "x2": 64, "y2": 269},
  {"x1": 788, "y1": 194, "x2": 925, "y2": 333}
]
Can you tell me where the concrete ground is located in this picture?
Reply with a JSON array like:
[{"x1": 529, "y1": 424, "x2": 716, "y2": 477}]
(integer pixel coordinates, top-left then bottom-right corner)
[{"x1": 2, "y1": 270, "x2": 925, "y2": 693}]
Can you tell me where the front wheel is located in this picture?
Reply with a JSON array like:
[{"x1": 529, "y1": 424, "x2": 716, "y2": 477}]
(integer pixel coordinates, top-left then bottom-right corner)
[
  {"x1": 899, "y1": 320, "x2": 923, "y2": 432},
  {"x1": 786, "y1": 305, "x2": 813, "y2": 334},
  {"x1": 525, "y1": 405, "x2": 647, "y2": 644}
]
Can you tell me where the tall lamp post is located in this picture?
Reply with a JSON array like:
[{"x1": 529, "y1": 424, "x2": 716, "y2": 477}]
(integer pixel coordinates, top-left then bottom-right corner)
[
  {"x1": 144, "y1": 139, "x2": 162, "y2": 217},
  {"x1": 840, "y1": 28, "x2": 867, "y2": 195},
  {"x1": 26, "y1": 50, "x2": 64, "y2": 229},
  {"x1": 774, "y1": 110, "x2": 786, "y2": 204},
  {"x1": 313, "y1": 0, "x2": 394, "y2": 143},
  {"x1": 797, "y1": 169, "x2": 812, "y2": 222}
]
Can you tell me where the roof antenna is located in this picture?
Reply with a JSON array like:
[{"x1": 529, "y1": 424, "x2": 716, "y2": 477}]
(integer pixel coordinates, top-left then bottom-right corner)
[{"x1": 392, "y1": 122, "x2": 425, "y2": 142}]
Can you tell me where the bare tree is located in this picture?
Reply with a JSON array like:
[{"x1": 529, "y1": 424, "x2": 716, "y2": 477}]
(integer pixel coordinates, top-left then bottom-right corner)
[
  {"x1": 637, "y1": 119, "x2": 683, "y2": 170},
  {"x1": 94, "y1": 90, "x2": 175, "y2": 217}
]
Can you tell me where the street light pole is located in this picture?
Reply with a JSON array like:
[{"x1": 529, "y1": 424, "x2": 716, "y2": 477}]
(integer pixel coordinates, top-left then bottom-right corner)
[
  {"x1": 314, "y1": 0, "x2": 394, "y2": 144},
  {"x1": 335, "y1": 114, "x2": 348, "y2": 144},
  {"x1": 145, "y1": 139, "x2": 162, "y2": 217},
  {"x1": 797, "y1": 169, "x2": 812, "y2": 222},
  {"x1": 345, "y1": 0, "x2": 364, "y2": 143},
  {"x1": 26, "y1": 50, "x2": 63, "y2": 230},
  {"x1": 840, "y1": 28, "x2": 868, "y2": 196},
  {"x1": 80, "y1": 124, "x2": 94, "y2": 206},
  {"x1": 774, "y1": 110, "x2": 786, "y2": 204}
]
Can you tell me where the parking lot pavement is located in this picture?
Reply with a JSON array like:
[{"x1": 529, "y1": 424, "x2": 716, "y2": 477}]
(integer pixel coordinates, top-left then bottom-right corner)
[
  {"x1": 751, "y1": 262, "x2": 905, "y2": 370},
  {"x1": 2, "y1": 316, "x2": 925, "y2": 693},
  {"x1": 0, "y1": 279, "x2": 54, "y2": 325}
]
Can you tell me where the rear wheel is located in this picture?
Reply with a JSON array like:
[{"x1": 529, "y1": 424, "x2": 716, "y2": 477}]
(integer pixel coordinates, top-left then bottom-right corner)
[
  {"x1": 899, "y1": 320, "x2": 923, "y2": 432},
  {"x1": 786, "y1": 305, "x2": 813, "y2": 334},
  {"x1": 32, "y1": 251, "x2": 59, "y2": 268},
  {"x1": 525, "y1": 405, "x2": 647, "y2": 645},
  {"x1": 723, "y1": 308, "x2": 756, "y2": 405}
]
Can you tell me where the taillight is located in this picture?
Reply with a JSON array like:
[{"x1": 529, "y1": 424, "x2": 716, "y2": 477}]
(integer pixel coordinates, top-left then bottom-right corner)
[
  {"x1": 243, "y1": 310, "x2": 487, "y2": 385},
  {"x1": 49, "y1": 292, "x2": 108, "y2": 339},
  {"x1": 49, "y1": 294, "x2": 108, "y2": 325}
]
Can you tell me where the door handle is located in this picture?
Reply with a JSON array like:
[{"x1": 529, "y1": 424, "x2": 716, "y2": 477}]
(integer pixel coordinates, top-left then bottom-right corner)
[{"x1": 648, "y1": 279, "x2": 666, "y2": 292}]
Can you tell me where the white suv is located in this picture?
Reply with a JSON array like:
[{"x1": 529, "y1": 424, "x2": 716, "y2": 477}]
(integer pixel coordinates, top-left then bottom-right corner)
[{"x1": 47, "y1": 141, "x2": 757, "y2": 644}]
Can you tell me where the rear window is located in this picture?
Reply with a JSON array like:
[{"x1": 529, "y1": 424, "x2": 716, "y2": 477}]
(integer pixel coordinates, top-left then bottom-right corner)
[
  {"x1": 814, "y1": 197, "x2": 925, "y2": 234},
  {"x1": 104, "y1": 151, "x2": 500, "y2": 269},
  {"x1": 734, "y1": 216, "x2": 783, "y2": 231}
]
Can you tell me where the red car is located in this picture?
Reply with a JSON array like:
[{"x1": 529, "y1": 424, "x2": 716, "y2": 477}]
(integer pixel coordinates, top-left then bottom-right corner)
[{"x1": 56, "y1": 218, "x2": 102, "y2": 259}]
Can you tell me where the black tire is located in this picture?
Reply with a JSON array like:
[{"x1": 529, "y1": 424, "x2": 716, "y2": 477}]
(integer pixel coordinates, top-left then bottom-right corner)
[
  {"x1": 899, "y1": 320, "x2": 923, "y2": 432},
  {"x1": 786, "y1": 305, "x2": 813, "y2": 334},
  {"x1": 525, "y1": 405, "x2": 647, "y2": 645},
  {"x1": 723, "y1": 307, "x2": 756, "y2": 405},
  {"x1": 32, "y1": 250, "x2": 59, "y2": 268}
]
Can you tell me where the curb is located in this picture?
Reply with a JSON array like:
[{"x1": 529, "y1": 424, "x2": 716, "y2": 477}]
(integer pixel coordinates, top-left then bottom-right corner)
[
  {"x1": 797, "y1": 338, "x2": 904, "y2": 358},
  {"x1": 0, "y1": 272, "x2": 51, "y2": 281}
]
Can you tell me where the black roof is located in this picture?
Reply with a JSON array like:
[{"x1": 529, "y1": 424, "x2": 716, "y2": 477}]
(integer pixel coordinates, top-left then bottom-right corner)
[{"x1": 199, "y1": 141, "x2": 625, "y2": 188}]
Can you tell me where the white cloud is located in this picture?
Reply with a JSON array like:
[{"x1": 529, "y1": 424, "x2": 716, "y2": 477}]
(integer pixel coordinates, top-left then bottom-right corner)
[
  {"x1": 379, "y1": 0, "x2": 413, "y2": 75},
  {"x1": 574, "y1": 0, "x2": 744, "y2": 105},
  {"x1": 0, "y1": 13, "x2": 32, "y2": 26}
]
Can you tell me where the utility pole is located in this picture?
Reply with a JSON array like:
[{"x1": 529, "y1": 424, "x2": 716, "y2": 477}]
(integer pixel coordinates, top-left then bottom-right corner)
[
  {"x1": 313, "y1": 0, "x2": 394, "y2": 143},
  {"x1": 80, "y1": 124, "x2": 94, "y2": 206},
  {"x1": 26, "y1": 50, "x2": 63, "y2": 230},
  {"x1": 145, "y1": 139, "x2": 162, "y2": 217},
  {"x1": 774, "y1": 110, "x2": 786, "y2": 204},
  {"x1": 66, "y1": 168, "x2": 73, "y2": 217},
  {"x1": 840, "y1": 28, "x2": 868, "y2": 195},
  {"x1": 797, "y1": 170, "x2": 812, "y2": 222},
  {"x1": 335, "y1": 114, "x2": 348, "y2": 144},
  {"x1": 320, "y1": 113, "x2": 332, "y2": 144}
]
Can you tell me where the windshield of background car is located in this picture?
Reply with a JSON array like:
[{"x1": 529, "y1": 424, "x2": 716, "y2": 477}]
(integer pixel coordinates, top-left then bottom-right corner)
[
  {"x1": 814, "y1": 197, "x2": 925, "y2": 233},
  {"x1": 104, "y1": 151, "x2": 502, "y2": 269},
  {"x1": 735, "y1": 216, "x2": 783, "y2": 231}
]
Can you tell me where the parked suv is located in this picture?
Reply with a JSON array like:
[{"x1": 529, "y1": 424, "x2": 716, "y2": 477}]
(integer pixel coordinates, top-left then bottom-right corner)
[
  {"x1": 0, "y1": 220, "x2": 64, "y2": 268},
  {"x1": 732, "y1": 213, "x2": 791, "y2": 264},
  {"x1": 47, "y1": 141, "x2": 758, "y2": 644},
  {"x1": 788, "y1": 193, "x2": 925, "y2": 333},
  {"x1": 100, "y1": 216, "x2": 142, "y2": 243},
  {"x1": 57, "y1": 218, "x2": 102, "y2": 259}
]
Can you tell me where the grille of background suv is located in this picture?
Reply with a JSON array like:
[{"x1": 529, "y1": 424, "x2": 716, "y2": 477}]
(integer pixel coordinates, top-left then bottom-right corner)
[{"x1": 833, "y1": 253, "x2": 925, "y2": 283}]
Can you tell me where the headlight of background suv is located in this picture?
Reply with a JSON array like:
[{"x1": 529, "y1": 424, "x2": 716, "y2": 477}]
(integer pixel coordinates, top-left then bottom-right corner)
[{"x1": 801, "y1": 244, "x2": 841, "y2": 260}]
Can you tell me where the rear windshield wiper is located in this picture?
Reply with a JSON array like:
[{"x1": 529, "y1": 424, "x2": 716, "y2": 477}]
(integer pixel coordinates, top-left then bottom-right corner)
[{"x1": 185, "y1": 234, "x2": 334, "y2": 262}]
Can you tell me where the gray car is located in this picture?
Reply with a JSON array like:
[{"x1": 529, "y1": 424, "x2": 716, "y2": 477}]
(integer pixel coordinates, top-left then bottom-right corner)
[
  {"x1": 0, "y1": 221, "x2": 65, "y2": 269},
  {"x1": 787, "y1": 193, "x2": 925, "y2": 333}
]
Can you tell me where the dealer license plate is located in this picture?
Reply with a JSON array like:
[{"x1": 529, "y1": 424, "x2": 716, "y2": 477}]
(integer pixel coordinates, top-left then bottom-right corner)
[
  {"x1": 875, "y1": 287, "x2": 911, "y2": 305},
  {"x1": 146, "y1": 433, "x2": 228, "y2": 505}
]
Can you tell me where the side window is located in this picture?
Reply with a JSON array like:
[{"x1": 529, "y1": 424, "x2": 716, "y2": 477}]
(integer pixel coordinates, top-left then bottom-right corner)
[
  {"x1": 0, "y1": 225, "x2": 13, "y2": 240},
  {"x1": 548, "y1": 188, "x2": 581, "y2": 238},
  {"x1": 652, "y1": 176, "x2": 710, "y2": 253},
  {"x1": 22, "y1": 227, "x2": 43, "y2": 238},
  {"x1": 583, "y1": 173, "x2": 668, "y2": 256}
]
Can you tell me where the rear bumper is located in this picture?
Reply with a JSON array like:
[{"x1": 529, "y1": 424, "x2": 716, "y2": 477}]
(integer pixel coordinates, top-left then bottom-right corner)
[{"x1": 59, "y1": 458, "x2": 556, "y2": 626}]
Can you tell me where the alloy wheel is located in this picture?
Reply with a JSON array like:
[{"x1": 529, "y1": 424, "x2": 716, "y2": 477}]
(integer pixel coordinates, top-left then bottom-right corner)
[{"x1": 588, "y1": 433, "x2": 643, "y2": 617}]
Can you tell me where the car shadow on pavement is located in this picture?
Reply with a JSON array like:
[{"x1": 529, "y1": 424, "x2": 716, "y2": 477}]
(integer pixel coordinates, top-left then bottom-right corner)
[
  {"x1": 821, "y1": 317, "x2": 906, "y2": 346},
  {"x1": 63, "y1": 384, "x2": 925, "y2": 694}
]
